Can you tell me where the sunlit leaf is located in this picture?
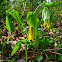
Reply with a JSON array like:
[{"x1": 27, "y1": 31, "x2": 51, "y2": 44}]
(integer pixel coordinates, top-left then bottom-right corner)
[
  {"x1": 6, "y1": 10, "x2": 14, "y2": 34},
  {"x1": 21, "y1": 39, "x2": 27, "y2": 44},
  {"x1": 36, "y1": 55, "x2": 43, "y2": 61},
  {"x1": 11, "y1": 41, "x2": 22, "y2": 56},
  {"x1": 42, "y1": 7, "x2": 50, "y2": 22},
  {"x1": 10, "y1": 9, "x2": 23, "y2": 31},
  {"x1": 27, "y1": 12, "x2": 39, "y2": 39},
  {"x1": 43, "y1": 1, "x2": 58, "y2": 7},
  {"x1": 49, "y1": 39, "x2": 54, "y2": 43}
]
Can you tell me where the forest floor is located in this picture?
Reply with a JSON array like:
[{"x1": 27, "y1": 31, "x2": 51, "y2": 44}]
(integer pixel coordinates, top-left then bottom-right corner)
[{"x1": 0, "y1": 20, "x2": 62, "y2": 62}]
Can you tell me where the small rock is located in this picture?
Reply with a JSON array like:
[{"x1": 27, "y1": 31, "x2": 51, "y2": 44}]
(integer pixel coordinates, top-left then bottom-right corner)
[{"x1": 16, "y1": 59, "x2": 25, "y2": 62}]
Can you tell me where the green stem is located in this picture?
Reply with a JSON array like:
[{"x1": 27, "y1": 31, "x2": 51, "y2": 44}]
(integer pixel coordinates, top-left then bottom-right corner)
[
  {"x1": 25, "y1": 44, "x2": 27, "y2": 62},
  {"x1": 34, "y1": 3, "x2": 43, "y2": 14},
  {"x1": 37, "y1": 47, "x2": 40, "y2": 55}
]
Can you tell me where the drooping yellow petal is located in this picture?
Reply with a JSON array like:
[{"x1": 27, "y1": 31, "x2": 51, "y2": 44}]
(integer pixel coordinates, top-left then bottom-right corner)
[
  {"x1": 43, "y1": 21, "x2": 51, "y2": 29},
  {"x1": 28, "y1": 27, "x2": 34, "y2": 42}
]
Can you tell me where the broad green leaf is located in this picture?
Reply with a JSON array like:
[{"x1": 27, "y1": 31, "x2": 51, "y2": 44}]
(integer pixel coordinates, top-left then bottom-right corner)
[
  {"x1": 60, "y1": 45, "x2": 62, "y2": 48},
  {"x1": 11, "y1": 41, "x2": 22, "y2": 56},
  {"x1": 44, "y1": 2, "x2": 55, "y2": 7},
  {"x1": 27, "y1": 12, "x2": 35, "y2": 27},
  {"x1": 49, "y1": 39, "x2": 54, "y2": 48},
  {"x1": 33, "y1": 18, "x2": 39, "y2": 39},
  {"x1": 10, "y1": 10, "x2": 23, "y2": 31},
  {"x1": 36, "y1": 55, "x2": 43, "y2": 61},
  {"x1": 42, "y1": 7, "x2": 50, "y2": 22},
  {"x1": 27, "y1": 12, "x2": 39, "y2": 39},
  {"x1": 43, "y1": 1, "x2": 58, "y2": 7},
  {"x1": 49, "y1": 39, "x2": 54, "y2": 43},
  {"x1": 42, "y1": 7, "x2": 52, "y2": 29},
  {"x1": 58, "y1": 55, "x2": 62, "y2": 61},
  {"x1": 35, "y1": 38, "x2": 40, "y2": 48},
  {"x1": 21, "y1": 39, "x2": 27, "y2": 44},
  {"x1": 6, "y1": 11, "x2": 14, "y2": 34},
  {"x1": 11, "y1": 39, "x2": 28, "y2": 56}
]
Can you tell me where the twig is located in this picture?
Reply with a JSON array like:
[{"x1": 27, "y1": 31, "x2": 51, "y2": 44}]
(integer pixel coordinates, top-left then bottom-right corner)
[
  {"x1": 34, "y1": 3, "x2": 43, "y2": 14},
  {"x1": 21, "y1": 1, "x2": 27, "y2": 19},
  {"x1": 41, "y1": 48, "x2": 62, "y2": 55}
]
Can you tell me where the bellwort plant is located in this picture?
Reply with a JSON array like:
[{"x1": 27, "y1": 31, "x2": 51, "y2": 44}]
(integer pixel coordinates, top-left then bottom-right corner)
[
  {"x1": 5, "y1": 1, "x2": 58, "y2": 62},
  {"x1": 6, "y1": 10, "x2": 39, "y2": 62},
  {"x1": 27, "y1": 12, "x2": 39, "y2": 41}
]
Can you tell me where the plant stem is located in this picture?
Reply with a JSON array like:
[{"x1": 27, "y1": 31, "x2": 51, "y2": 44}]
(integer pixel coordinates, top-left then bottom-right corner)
[
  {"x1": 34, "y1": 3, "x2": 43, "y2": 14},
  {"x1": 37, "y1": 47, "x2": 40, "y2": 55},
  {"x1": 25, "y1": 44, "x2": 27, "y2": 62}
]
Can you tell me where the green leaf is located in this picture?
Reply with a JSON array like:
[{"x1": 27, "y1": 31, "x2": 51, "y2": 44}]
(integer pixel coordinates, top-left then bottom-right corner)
[
  {"x1": 42, "y1": 7, "x2": 53, "y2": 29},
  {"x1": 27, "y1": 12, "x2": 35, "y2": 27},
  {"x1": 60, "y1": 45, "x2": 62, "y2": 48},
  {"x1": 0, "y1": 27, "x2": 2, "y2": 29},
  {"x1": 21, "y1": 39, "x2": 27, "y2": 44},
  {"x1": 43, "y1": 1, "x2": 59, "y2": 7},
  {"x1": 58, "y1": 45, "x2": 62, "y2": 54},
  {"x1": 36, "y1": 55, "x2": 43, "y2": 61},
  {"x1": 35, "y1": 38, "x2": 40, "y2": 48},
  {"x1": 10, "y1": 10, "x2": 23, "y2": 31},
  {"x1": 44, "y1": 2, "x2": 55, "y2": 7},
  {"x1": 0, "y1": 35, "x2": 2, "y2": 38},
  {"x1": 49, "y1": 39, "x2": 54, "y2": 48},
  {"x1": 50, "y1": 10, "x2": 53, "y2": 29},
  {"x1": 33, "y1": 18, "x2": 39, "y2": 39},
  {"x1": 11, "y1": 41, "x2": 22, "y2": 56},
  {"x1": 49, "y1": 39, "x2": 54, "y2": 43},
  {"x1": 58, "y1": 55, "x2": 62, "y2": 61},
  {"x1": 6, "y1": 10, "x2": 14, "y2": 34},
  {"x1": 42, "y1": 7, "x2": 50, "y2": 22},
  {"x1": 27, "y1": 12, "x2": 39, "y2": 39}
]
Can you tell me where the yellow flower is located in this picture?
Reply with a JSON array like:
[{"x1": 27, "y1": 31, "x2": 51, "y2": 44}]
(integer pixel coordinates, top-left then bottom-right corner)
[
  {"x1": 28, "y1": 27, "x2": 34, "y2": 42},
  {"x1": 43, "y1": 21, "x2": 51, "y2": 29}
]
